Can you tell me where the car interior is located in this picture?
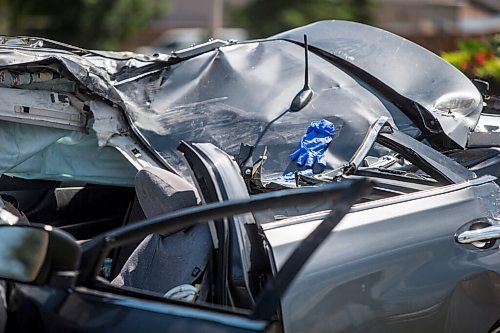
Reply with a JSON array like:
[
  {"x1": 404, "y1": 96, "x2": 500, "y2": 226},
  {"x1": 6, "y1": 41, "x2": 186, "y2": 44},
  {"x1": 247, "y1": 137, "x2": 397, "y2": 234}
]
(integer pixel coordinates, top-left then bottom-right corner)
[{"x1": 0, "y1": 113, "x2": 494, "y2": 314}]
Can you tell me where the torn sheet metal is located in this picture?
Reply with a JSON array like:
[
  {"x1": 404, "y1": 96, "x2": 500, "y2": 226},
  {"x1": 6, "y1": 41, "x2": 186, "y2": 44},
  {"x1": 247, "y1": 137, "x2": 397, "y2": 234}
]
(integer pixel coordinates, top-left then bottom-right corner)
[{"x1": 0, "y1": 45, "x2": 158, "y2": 110}]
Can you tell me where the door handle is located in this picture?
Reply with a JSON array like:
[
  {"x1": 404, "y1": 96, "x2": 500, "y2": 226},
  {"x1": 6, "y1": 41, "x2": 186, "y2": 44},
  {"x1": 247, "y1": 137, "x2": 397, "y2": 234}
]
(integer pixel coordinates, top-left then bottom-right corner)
[{"x1": 456, "y1": 224, "x2": 500, "y2": 244}]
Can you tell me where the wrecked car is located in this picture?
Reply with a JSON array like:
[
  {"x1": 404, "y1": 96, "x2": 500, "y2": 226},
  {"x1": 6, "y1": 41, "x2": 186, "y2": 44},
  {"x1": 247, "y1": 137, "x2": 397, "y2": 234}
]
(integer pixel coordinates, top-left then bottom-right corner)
[{"x1": 0, "y1": 20, "x2": 499, "y2": 333}]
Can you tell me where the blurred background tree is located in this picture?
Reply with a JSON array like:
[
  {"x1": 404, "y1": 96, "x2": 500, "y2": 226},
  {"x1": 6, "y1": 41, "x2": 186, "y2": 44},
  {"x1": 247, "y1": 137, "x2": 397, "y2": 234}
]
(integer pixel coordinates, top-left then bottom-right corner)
[
  {"x1": 441, "y1": 36, "x2": 500, "y2": 82},
  {"x1": 230, "y1": 0, "x2": 372, "y2": 38},
  {"x1": 0, "y1": 0, "x2": 169, "y2": 50}
]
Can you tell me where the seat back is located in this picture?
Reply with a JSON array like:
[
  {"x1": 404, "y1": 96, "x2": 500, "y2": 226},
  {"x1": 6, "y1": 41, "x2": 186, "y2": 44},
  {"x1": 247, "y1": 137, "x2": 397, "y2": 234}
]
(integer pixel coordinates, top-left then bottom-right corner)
[
  {"x1": 136, "y1": 167, "x2": 199, "y2": 218},
  {"x1": 111, "y1": 167, "x2": 212, "y2": 295}
]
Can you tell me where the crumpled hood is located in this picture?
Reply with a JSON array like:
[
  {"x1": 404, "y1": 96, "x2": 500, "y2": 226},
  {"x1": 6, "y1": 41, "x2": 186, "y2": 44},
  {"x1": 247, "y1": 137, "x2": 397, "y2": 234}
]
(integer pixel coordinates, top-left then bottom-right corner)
[
  {"x1": 119, "y1": 21, "x2": 482, "y2": 178},
  {"x1": 0, "y1": 21, "x2": 483, "y2": 179},
  {"x1": 118, "y1": 39, "x2": 413, "y2": 178},
  {"x1": 273, "y1": 20, "x2": 482, "y2": 149}
]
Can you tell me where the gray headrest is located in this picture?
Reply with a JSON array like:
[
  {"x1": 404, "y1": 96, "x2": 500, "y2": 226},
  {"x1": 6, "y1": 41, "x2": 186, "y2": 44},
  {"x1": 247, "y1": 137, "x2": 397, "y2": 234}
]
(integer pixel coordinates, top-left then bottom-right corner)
[{"x1": 135, "y1": 166, "x2": 199, "y2": 219}]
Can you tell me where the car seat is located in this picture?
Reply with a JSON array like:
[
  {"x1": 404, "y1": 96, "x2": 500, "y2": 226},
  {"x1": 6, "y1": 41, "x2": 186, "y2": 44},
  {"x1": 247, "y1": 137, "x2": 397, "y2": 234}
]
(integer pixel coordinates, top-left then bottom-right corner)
[{"x1": 111, "y1": 166, "x2": 212, "y2": 297}]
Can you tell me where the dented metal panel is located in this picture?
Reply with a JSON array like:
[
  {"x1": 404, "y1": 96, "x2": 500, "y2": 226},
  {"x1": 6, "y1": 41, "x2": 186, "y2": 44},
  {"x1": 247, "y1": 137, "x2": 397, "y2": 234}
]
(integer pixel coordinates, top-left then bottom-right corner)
[
  {"x1": 116, "y1": 22, "x2": 482, "y2": 178},
  {"x1": 264, "y1": 177, "x2": 500, "y2": 333},
  {"x1": 274, "y1": 21, "x2": 483, "y2": 148},
  {"x1": 118, "y1": 40, "x2": 416, "y2": 179}
]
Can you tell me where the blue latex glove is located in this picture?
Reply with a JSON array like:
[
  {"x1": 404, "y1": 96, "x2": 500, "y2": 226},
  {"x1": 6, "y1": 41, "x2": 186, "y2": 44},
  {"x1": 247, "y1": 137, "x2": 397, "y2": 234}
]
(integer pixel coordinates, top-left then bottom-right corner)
[{"x1": 290, "y1": 119, "x2": 334, "y2": 167}]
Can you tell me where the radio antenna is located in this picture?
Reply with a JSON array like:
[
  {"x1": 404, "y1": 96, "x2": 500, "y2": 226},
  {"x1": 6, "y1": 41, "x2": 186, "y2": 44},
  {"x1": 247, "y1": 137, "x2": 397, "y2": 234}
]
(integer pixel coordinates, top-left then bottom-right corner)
[{"x1": 290, "y1": 34, "x2": 313, "y2": 112}]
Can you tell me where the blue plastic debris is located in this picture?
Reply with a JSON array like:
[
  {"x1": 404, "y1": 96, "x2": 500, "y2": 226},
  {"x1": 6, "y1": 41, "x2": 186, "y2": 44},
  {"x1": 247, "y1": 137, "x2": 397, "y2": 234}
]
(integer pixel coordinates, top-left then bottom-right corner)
[{"x1": 290, "y1": 119, "x2": 334, "y2": 167}]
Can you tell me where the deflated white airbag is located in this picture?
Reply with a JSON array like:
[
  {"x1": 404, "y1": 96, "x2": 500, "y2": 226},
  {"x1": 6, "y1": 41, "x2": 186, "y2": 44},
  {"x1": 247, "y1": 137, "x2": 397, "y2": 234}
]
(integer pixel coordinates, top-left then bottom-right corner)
[{"x1": 0, "y1": 121, "x2": 136, "y2": 186}]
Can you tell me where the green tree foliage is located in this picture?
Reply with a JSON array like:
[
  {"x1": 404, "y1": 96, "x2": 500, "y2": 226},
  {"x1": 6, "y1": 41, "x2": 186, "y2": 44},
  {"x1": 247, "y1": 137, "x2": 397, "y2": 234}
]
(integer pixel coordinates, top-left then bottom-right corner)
[
  {"x1": 230, "y1": 0, "x2": 372, "y2": 38},
  {"x1": 0, "y1": 0, "x2": 168, "y2": 50},
  {"x1": 441, "y1": 36, "x2": 500, "y2": 81}
]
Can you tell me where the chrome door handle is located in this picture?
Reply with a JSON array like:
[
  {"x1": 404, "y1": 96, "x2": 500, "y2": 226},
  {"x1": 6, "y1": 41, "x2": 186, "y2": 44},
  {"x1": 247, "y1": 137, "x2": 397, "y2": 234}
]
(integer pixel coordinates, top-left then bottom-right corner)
[{"x1": 456, "y1": 225, "x2": 500, "y2": 244}]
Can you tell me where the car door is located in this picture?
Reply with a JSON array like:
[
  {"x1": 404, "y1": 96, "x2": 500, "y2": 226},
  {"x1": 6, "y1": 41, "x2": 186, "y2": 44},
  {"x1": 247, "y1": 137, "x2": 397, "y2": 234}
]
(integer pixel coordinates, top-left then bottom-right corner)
[
  {"x1": 261, "y1": 130, "x2": 500, "y2": 333},
  {"x1": 8, "y1": 283, "x2": 269, "y2": 333},
  {"x1": 175, "y1": 132, "x2": 500, "y2": 333}
]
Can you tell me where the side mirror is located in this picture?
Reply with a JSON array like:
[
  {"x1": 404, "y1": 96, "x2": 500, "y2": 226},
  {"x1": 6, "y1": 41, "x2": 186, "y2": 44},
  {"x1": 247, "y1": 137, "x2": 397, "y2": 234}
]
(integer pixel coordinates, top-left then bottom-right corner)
[{"x1": 0, "y1": 224, "x2": 80, "y2": 286}]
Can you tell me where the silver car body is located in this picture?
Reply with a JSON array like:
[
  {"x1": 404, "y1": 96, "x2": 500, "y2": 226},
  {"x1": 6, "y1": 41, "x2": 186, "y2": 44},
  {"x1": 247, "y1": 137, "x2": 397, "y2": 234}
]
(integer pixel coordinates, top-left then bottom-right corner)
[
  {"x1": 0, "y1": 20, "x2": 500, "y2": 333},
  {"x1": 264, "y1": 175, "x2": 500, "y2": 332}
]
